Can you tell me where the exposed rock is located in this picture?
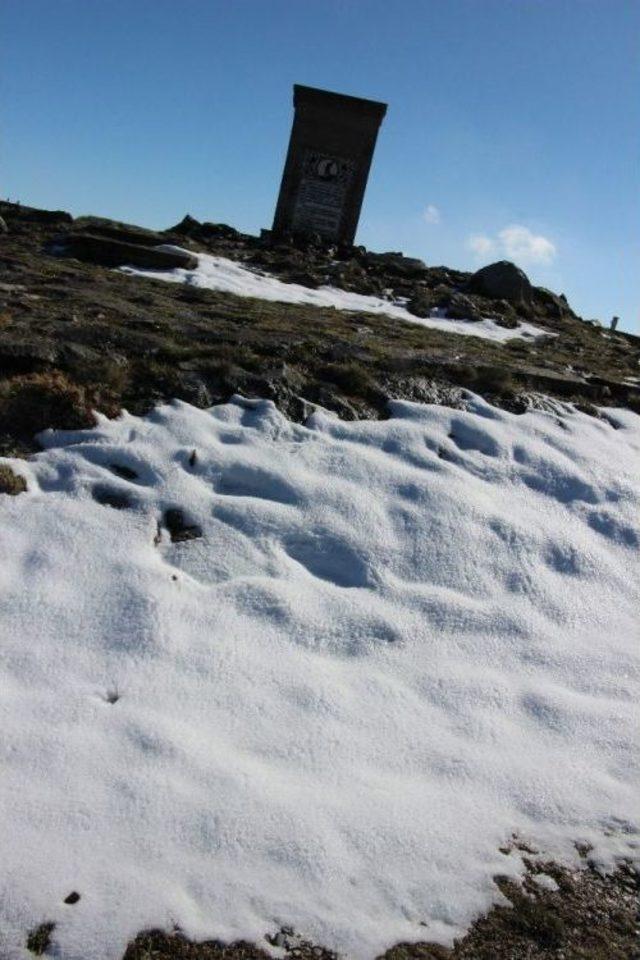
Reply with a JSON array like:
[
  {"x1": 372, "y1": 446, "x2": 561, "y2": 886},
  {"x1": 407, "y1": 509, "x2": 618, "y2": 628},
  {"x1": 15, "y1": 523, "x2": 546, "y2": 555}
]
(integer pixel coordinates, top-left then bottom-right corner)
[
  {"x1": 467, "y1": 260, "x2": 532, "y2": 304},
  {"x1": 0, "y1": 202, "x2": 72, "y2": 225},
  {"x1": 175, "y1": 371, "x2": 213, "y2": 407},
  {"x1": 533, "y1": 286, "x2": 573, "y2": 319},
  {"x1": 407, "y1": 289, "x2": 434, "y2": 318},
  {"x1": 166, "y1": 214, "x2": 202, "y2": 237},
  {"x1": 445, "y1": 293, "x2": 484, "y2": 322},
  {"x1": 74, "y1": 217, "x2": 167, "y2": 247},
  {"x1": 332, "y1": 259, "x2": 374, "y2": 293},
  {"x1": 199, "y1": 222, "x2": 241, "y2": 241},
  {"x1": 430, "y1": 284, "x2": 456, "y2": 307},
  {"x1": 0, "y1": 215, "x2": 7, "y2": 234},
  {"x1": 59, "y1": 234, "x2": 198, "y2": 270},
  {"x1": 281, "y1": 270, "x2": 324, "y2": 289},
  {"x1": 494, "y1": 313, "x2": 519, "y2": 330},
  {"x1": 363, "y1": 252, "x2": 428, "y2": 279},
  {"x1": 165, "y1": 215, "x2": 243, "y2": 245}
]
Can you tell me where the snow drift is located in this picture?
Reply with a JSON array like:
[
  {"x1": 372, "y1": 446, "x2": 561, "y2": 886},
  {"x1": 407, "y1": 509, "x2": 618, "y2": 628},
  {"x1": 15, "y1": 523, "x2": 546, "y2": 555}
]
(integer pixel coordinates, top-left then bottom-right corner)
[
  {"x1": 0, "y1": 394, "x2": 638, "y2": 960},
  {"x1": 122, "y1": 249, "x2": 550, "y2": 343}
]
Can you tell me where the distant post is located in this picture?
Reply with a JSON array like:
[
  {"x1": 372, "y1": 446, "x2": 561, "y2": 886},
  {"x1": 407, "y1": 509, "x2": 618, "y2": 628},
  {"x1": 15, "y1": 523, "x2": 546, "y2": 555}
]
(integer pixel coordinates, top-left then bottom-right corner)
[
  {"x1": 271, "y1": 84, "x2": 387, "y2": 247},
  {"x1": 610, "y1": 316, "x2": 619, "y2": 331}
]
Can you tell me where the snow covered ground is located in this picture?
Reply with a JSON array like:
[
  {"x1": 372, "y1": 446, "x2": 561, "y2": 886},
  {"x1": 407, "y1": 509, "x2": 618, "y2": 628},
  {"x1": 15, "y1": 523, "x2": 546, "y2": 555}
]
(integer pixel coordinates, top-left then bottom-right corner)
[
  {"x1": 122, "y1": 249, "x2": 549, "y2": 343},
  {"x1": 0, "y1": 393, "x2": 639, "y2": 960}
]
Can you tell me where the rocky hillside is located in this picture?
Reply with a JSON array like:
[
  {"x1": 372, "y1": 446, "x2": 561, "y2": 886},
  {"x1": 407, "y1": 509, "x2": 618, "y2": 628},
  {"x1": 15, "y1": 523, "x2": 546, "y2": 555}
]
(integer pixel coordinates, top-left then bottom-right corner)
[{"x1": 0, "y1": 200, "x2": 638, "y2": 457}]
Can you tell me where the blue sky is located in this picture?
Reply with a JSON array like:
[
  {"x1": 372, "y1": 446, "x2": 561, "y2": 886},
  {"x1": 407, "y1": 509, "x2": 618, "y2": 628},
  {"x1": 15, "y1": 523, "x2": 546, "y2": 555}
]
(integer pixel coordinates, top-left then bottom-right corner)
[{"x1": 3, "y1": 0, "x2": 638, "y2": 331}]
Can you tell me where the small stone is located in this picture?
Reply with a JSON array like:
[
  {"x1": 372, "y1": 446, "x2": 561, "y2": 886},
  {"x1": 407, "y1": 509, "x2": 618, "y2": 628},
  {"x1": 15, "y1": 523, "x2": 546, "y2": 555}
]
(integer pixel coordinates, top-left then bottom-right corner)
[
  {"x1": 64, "y1": 891, "x2": 80, "y2": 905},
  {"x1": 446, "y1": 293, "x2": 483, "y2": 322}
]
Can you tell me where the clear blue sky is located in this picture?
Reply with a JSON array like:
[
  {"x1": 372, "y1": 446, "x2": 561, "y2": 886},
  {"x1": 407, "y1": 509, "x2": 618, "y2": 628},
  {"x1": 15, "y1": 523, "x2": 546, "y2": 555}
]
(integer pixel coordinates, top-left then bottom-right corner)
[{"x1": 3, "y1": 0, "x2": 638, "y2": 331}]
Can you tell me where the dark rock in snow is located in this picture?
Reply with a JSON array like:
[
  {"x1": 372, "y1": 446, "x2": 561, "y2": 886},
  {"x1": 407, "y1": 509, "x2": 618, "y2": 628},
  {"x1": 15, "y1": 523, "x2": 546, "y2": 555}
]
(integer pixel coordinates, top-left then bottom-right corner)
[
  {"x1": 494, "y1": 313, "x2": 520, "y2": 329},
  {"x1": 407, "y1": 290, "x2": 434, "y2": 318},
  {"x1": 467, "y1": 260, "x2": 533, "y2": 304},
  {"x1": 445, "y1": 293, "x2": 483, "y2": 322}
]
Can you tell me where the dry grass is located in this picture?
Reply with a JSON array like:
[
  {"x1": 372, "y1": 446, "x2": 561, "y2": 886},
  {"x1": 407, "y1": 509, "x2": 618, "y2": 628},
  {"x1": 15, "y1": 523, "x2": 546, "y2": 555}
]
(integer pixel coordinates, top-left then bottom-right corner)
[{"x1": 0, "y1": 463, "x2": 27, "y2": 494}]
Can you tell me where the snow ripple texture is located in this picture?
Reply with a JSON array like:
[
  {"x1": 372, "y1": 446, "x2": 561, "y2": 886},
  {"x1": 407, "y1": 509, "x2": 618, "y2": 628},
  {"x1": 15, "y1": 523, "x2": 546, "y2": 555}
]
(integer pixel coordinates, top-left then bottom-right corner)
[{"x1": 0, "y1": 394, "x2": 638, "y2": 960}]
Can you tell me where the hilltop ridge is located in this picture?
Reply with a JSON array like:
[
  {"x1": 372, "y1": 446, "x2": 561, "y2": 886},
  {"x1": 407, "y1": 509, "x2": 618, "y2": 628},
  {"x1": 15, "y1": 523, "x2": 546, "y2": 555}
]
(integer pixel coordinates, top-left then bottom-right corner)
[{"x1": 0, "y1": 200, "x2": 638, "y2": 457}]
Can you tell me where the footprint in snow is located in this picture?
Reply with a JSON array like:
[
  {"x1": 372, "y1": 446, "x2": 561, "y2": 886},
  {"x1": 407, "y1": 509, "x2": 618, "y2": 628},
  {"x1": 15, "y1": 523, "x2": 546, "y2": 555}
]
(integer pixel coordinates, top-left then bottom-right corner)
[
  {"x1": 92, "y1": 485, "x2": 133, "y2": 510},
  {"x1": 163, "y1": 508, "x2": 203, "y2": 543}
]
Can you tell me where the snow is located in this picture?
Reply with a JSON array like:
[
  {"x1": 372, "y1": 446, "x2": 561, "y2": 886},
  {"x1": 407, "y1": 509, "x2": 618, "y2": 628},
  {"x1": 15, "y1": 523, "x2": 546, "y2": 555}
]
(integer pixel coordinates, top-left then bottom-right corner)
[
  {"x1": 530, "y1": 873, "x2": 560, "y2": 893},
  {"x1": 0, "y1": 393, "x2": 639, "y2": 960},
  {"x1": 121, "y1": 248, "x2": 550, "y2": 343}
]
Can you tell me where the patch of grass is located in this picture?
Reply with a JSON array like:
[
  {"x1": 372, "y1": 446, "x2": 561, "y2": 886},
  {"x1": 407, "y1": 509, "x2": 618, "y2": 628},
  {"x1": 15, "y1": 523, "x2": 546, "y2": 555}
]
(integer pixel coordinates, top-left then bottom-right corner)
[
  {"x1": 319, "y1": 361, "x2": 377, "y2": 397},
  {"x1": 0, "y1": 463, "x2": 27, "y2": 495},
  {"x1": 447, "y1": 362, "x2": 518, "y2": 397},
  {"x1": 0, "y1": 370, "x2": 97, "y2": 441},
  {"x1": 26, "y1": 921, "x2": 55, "y2": 956}
]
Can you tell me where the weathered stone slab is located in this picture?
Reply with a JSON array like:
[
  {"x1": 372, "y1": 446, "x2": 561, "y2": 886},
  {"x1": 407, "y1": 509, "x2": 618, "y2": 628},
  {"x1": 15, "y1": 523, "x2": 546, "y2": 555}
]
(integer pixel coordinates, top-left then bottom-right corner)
[{"x1": 61, "y1": 235, "x2": 198, "y2": 270}]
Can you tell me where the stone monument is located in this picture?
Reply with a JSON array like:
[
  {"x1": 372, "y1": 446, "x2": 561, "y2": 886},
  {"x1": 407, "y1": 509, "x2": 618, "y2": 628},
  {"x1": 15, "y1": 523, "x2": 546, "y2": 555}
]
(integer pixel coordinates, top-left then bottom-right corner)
[{"x1": 271, "y1": 84, "x2": 387, "y2": 247}]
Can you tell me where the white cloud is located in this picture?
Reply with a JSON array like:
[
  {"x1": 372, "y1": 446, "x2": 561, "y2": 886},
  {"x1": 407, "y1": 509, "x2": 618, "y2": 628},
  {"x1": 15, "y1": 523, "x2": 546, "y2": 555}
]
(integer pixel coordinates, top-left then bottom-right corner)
[
  {"x1": 423, "y1": 204, "x2": 441, "y2": 224},
  {"x1": 466, "y1": 225, "x2": 557, "y2": 265},
  {"x1": 498, "y1": 225, "x2": 556, "y2": 264},
  {"x1": 467, "y1": 234, "x2": 495, "y2": 257}
]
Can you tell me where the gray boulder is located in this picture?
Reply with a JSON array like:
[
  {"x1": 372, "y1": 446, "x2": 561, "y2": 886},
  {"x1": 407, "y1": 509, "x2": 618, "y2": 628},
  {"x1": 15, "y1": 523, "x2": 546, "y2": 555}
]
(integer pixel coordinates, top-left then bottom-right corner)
[{"x1": 467, "y1": 260, "x2": 532, "y2": 303}]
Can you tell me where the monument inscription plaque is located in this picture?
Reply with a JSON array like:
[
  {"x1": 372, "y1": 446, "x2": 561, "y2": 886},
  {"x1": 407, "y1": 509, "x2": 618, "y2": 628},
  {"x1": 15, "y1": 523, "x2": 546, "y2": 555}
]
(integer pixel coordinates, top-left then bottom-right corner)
[{"x1": 272, "y1": 85, "x2": 387, "y2": 247}]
